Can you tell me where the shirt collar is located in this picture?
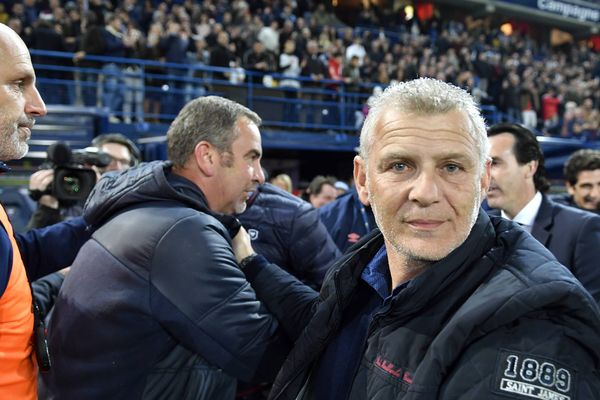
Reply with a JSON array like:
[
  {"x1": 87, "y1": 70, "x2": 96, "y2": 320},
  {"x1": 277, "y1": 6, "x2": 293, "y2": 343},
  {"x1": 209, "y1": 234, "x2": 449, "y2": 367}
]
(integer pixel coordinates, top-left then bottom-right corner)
[
  {"x1": 501, "y1": 191, "x2": 542, "y2": 231},
  {"x1": 361, "y1": 245, "x2": 390, "y2": 299}
]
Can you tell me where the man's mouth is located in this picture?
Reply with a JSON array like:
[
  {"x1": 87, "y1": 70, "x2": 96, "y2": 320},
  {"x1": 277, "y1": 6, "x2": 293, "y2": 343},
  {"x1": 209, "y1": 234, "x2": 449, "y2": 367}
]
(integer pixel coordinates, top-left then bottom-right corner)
[
  {"x1": 406, "y1": 219, "x2": 445, "y2": 230},
  {"x1": 18, "y1": 126, "x2": 32, "y2": 138}
]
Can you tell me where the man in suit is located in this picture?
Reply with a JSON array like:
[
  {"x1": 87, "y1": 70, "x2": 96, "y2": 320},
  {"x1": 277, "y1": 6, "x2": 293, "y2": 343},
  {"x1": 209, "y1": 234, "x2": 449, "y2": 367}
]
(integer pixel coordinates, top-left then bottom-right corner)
[{"x1": 487, "y1": 122, "x2": 600, "y2": 303}]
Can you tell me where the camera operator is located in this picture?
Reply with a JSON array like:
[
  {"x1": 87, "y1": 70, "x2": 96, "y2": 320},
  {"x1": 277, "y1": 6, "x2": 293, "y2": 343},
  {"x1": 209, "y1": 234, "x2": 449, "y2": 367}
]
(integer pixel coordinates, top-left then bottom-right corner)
[
  {"x1": 29, "y1": 134, "x2": 140, "y2": 319},
  {"x1": 27, "y1": 133, "x2": 141, "y2": 230}
]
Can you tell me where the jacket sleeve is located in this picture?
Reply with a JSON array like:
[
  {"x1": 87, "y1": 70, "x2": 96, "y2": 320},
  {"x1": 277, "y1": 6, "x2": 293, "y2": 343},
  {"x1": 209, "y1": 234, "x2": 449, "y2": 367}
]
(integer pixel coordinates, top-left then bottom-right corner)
[
  {"x1": 15, "y1": 217, "x2": 90, "y2": 282},
  {"x1": 572, "y1": 214, "x2": 600, "y2": 303},
  {"x1": 26, "y1": 205, "x2": 64, "y2": 230},
  {"x1": 31, "y1": 271, "x2": 66, "y2": 319},
  {"x1": 437, "y1": 317, "x2": 600, "y2": 399},
  {"x1": 288, "y1": 204, "x2": 341, "y2": 288},
  {"x1": 148, "y1": 216, "x2": 291, "y2": 384},
  {"x1": 244, "y1": 255, "x2": 321, "y2": 342}
]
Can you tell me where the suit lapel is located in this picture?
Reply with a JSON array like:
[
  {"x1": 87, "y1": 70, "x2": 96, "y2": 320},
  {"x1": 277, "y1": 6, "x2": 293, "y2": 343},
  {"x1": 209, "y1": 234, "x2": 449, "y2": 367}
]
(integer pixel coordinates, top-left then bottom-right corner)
[{"x1": 531, "y1": 195, "x2": 553, "y2": 246}]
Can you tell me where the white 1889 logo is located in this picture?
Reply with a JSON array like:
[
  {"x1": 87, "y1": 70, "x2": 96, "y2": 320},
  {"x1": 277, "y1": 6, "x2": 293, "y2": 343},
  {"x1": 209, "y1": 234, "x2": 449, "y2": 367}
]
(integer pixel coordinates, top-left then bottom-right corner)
[{"x1": 498, "y1": 354, "x2": 572, "y2": 400}]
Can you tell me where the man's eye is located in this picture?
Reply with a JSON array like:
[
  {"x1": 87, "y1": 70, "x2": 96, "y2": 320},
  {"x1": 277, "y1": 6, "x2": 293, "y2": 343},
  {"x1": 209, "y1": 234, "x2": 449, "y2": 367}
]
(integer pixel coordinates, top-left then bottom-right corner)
[
  {"x1": 444, "y1": 164, "x2": 461, "y2": 173},
  {"x1": 392, "y1": 163, "x2": 407, "y2": 172},
  {"x1": 12, "y1": 81, "x2": 26, "y2": 91}
]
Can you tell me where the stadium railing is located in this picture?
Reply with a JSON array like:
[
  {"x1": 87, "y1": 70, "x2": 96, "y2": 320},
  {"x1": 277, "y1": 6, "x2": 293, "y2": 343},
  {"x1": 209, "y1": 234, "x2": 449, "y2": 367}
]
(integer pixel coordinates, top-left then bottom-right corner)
[{"x1": 30, "y1": 49, "x2": 502, "y2": 134}]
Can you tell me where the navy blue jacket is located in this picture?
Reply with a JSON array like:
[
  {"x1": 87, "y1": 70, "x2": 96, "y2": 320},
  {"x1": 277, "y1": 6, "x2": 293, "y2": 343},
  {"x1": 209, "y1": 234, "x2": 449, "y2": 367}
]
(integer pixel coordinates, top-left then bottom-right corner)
[
  {"x1": 490, "y1": 195, "x2": 600, "y2": 303},
  {"x1": 238, "y1": 183, "x2": 340, "y2": 288},
  {"x1": 319, "y1": 188, "x2": 376, "y2": 253},
  {"x1": 1, "y1": 214, "x2": 89, "y2": 298},
  {"x1": 43, "y1": 161, "x2": 290, "y2": 400},
  {"x1": 244, "y1": 210, "x2": 600, "y2": 399}
]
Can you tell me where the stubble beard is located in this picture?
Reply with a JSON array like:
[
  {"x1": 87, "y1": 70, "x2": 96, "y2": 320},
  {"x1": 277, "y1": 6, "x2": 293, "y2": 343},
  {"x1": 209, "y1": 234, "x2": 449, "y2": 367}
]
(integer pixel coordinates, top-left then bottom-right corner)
[
  {"x1": 234, "y1": 200, "x2": 247, "y2": 214},
  {"x1": 0, "y1": 123, "x2": 29, "y2": 161},
  {"x1": 367, "y1": 181, "x2": 481, "y2": 272}
]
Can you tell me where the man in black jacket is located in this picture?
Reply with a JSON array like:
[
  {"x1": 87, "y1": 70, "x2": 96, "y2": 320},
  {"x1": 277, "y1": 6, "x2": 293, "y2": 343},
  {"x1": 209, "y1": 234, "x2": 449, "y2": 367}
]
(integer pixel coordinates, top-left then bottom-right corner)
[
  {"x1": 43, "y1": 97, "x2": 290, "y2": 399},
  {"x1": 233, "y1": 78, "x2": 600, "y2": 399}
]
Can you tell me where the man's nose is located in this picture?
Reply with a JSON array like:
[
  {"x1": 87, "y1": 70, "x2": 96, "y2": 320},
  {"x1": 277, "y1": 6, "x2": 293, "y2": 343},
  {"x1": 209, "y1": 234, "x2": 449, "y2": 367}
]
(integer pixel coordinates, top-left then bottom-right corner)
[
  {"x1": 408, "y1": 170, "x2": 440, "y2": 205},
  {"x1": 254, "y1": 163, "x2": 266, "y2": 184},
  {"x1": 25, "y1": 85, "x2": 47, "y2": 117}
]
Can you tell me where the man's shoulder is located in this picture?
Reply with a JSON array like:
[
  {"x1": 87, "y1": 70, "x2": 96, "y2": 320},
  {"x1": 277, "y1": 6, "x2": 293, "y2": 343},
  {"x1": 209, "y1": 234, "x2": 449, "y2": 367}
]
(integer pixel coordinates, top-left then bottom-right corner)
[
  {"x1": 489, "y1": 216, "x2": 586, "y2": 291},
  {"x1": 542, "y1": 197, "x2": 600, "y2": 229},
  {"x1": 319, "y1": 191, "x2": 355, "y2": 219}
]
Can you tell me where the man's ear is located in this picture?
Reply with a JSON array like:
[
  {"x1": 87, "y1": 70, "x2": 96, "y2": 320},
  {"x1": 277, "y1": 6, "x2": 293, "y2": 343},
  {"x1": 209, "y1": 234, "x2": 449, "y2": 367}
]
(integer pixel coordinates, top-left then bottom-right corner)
[
  {"x1": 353, "y1": 155, "x2": 370, "y2": 206},
  {"x1": 566, "y1": 182, "x2": 575, "y2": 196},
  {"x1": 525, "y1": 159, "x2": 539, "y2": 179},
  {"x1": 193, "y1": 141, "x2": 217, "y2": 177}
]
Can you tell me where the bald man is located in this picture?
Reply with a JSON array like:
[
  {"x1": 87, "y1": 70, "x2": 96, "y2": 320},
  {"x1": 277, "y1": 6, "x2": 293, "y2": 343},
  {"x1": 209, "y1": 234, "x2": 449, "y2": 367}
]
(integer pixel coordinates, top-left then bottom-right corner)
[{"x1": 0, "y1": 23, "x2": 90, "y2": 399}]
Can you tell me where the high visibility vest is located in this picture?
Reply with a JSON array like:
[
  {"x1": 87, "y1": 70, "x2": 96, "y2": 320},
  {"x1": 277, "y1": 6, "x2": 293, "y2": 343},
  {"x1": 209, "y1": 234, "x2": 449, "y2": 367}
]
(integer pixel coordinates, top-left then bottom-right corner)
[{"x1": 0, "y1": 204, "x2": 36, "y2": 400}]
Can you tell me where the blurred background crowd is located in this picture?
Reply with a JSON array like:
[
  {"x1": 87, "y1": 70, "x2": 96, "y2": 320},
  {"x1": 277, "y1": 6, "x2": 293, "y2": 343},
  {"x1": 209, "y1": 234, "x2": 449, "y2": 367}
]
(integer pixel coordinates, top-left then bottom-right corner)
[{"x1": 0, "y1": 0, "x2": 598, "y2": 138}]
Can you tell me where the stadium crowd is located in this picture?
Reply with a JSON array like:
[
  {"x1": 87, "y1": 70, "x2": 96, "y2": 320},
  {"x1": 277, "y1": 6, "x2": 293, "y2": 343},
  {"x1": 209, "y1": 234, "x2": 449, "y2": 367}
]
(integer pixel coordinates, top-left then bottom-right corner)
[{"x1": 0, "y1": 0, "x2": 598, "y2": 136}]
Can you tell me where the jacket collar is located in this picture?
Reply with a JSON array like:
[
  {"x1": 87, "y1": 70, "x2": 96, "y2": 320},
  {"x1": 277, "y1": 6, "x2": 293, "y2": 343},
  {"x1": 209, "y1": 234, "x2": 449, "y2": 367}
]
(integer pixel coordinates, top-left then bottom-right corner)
[
  {"x1": 167, "y1": 171, "x2": 241, "y2": 238},
  {"x1": 530, "y1": 194, "x2": 553, "y2": 245},
  {"x1": 331, "y1": 208, "x2": 497, "y2": 317}
]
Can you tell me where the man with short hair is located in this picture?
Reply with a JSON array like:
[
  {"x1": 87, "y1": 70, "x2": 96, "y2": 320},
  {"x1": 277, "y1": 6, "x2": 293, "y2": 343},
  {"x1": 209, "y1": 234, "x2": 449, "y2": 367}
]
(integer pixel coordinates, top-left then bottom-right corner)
[
  {"x1": 553, "y1": 148, "x2": 600, "y2": 212},
  {"x1": 487, "y1": 122, "x2": 600, "y2": 302},
  {"x1": 0, "y1": 23, "x2": 90, "y2": 399},
  {"x1": 42, "y1": 97, "x2": 290, "y2": 399},
  {"x1": 233, "y1": 78, "x2": 600, "y2": 399},
  {"x1": 91, "y1": 132, "x2": 141, "y2": 173},
  {"x1": 304, "y1": 175, "x2": 337, "y2": 209}
]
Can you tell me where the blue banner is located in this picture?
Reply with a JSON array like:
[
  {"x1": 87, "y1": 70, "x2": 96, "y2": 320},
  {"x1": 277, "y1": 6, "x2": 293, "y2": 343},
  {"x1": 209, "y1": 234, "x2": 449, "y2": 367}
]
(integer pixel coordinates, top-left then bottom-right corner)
[{"x1": 499, "y1": 0, "x2": 600, "y2": 23}]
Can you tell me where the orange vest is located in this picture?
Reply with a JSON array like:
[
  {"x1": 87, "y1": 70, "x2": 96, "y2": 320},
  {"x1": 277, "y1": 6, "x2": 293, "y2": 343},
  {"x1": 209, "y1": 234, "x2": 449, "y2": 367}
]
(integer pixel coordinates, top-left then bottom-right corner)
[{"x1": 0, "y1": 205, "x2": 36, "y2": 400}]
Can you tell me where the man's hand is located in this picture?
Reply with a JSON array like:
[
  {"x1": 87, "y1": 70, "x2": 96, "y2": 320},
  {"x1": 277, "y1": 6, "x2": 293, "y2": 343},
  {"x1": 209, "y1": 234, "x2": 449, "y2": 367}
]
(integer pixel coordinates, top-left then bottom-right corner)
[
  {"x1": 232, "y1": 226, "x2": 256, "y2": 264},
  {"x1": 29, "y1": 169, "x2": 59, "y2": 209}
]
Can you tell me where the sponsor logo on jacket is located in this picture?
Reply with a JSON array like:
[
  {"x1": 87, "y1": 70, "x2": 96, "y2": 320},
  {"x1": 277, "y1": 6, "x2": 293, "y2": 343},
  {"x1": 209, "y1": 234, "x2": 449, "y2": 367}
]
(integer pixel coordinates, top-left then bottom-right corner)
[
  {"x1": 374, "y1": 355, "x2": 413, "y2": 384},
  {"x1": 248, "y1": 229, "x2": 259, "y2": 240},
  {"x1": 493, "y1": 349, "x2": 574, "y2": 400},
  {"x1": 347, "y1": 232, "x2": 361, "y2": 243}
]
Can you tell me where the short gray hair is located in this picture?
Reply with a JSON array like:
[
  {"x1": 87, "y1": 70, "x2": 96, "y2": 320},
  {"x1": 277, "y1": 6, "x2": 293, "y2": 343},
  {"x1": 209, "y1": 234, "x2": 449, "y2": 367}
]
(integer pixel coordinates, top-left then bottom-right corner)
[
  {"x1": 167, "y1": 96, "x2": 261, "y2": 166},
  {"x1": 359, "y1": 78, "x2": 489, "y2": 170}
]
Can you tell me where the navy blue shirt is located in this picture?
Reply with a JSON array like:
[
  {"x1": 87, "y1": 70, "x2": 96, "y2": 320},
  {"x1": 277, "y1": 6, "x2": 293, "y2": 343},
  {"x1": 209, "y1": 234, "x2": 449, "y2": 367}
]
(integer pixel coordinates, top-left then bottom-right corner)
[{"x1": 314, "y1": 245, "x2": 408, "y2": 400}]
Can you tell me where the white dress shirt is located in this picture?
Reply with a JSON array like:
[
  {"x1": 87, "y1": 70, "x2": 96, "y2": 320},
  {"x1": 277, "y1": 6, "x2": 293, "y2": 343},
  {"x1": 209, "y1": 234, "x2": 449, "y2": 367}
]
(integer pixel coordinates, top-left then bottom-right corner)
[{"x1": 501, "y1": 191, "x2": 542, "y2": 233}]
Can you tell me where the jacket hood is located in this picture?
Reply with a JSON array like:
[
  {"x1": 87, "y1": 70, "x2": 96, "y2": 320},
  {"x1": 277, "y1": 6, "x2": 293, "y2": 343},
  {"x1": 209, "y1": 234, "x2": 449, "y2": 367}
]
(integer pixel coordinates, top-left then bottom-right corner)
[{"x1": 84, "y1": 161, "x2": 209, "y2": 228}]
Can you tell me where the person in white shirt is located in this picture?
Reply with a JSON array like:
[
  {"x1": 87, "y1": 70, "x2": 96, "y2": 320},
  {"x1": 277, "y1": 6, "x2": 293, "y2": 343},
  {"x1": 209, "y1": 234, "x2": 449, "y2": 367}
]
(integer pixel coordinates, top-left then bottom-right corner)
[{"x1": 487, "y1": 122, "x2": 600, "y2": 303}]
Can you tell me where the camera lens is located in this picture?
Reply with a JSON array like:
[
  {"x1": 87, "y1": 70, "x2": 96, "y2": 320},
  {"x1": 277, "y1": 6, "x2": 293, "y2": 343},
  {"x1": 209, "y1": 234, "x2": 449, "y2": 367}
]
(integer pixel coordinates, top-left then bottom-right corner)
[{"x1": 61, "y1": 176, "x2": 82, "y2": 195}]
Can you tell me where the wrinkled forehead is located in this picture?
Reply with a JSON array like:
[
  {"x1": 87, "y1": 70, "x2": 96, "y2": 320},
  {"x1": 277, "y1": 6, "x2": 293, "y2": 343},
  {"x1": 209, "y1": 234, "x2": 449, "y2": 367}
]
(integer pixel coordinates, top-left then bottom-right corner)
[{"x1": 375, "y1": 108, "x2": 476, "y2": 144}]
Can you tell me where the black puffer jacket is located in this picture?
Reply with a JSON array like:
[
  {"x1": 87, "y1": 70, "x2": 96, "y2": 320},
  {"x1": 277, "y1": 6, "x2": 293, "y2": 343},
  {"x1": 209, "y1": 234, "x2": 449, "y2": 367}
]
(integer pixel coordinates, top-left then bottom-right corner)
[
  {"x1": 42, "y1": 161, "x2": 290, "y2": 400},
  {"x1": 244, "y1": 210, "x2": 600, "y2": 399},
  {"x1": 238, "y1": 183, "x2": 340, "y2": 288}
]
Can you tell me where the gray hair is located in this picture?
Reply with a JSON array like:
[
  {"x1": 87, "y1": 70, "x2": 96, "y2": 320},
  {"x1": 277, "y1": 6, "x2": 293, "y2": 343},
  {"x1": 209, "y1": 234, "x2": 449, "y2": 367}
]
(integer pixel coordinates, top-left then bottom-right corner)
[
  {"x1": 167, "y1": 96, "x2": 261, "y2": 166},
  {"x1": 359, "y1": 78, "x2": 490, "y2": 170}
]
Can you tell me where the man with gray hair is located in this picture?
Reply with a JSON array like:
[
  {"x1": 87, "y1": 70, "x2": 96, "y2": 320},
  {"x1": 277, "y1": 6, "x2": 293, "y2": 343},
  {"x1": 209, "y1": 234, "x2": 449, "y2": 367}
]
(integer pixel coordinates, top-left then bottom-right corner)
[
  {"x1": 42, "y1": 96, "x2": 291, "y2": 399},
  {"x1": 233, "y1": 78, "x2": 600, "y2": 399}
]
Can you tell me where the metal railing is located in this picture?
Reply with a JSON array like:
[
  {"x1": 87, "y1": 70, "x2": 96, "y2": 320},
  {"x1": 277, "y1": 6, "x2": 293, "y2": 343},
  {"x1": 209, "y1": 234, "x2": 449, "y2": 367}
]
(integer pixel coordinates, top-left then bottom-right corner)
[{"x1": 30, "y1": 49, "x2": 502, "y2": 134}]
